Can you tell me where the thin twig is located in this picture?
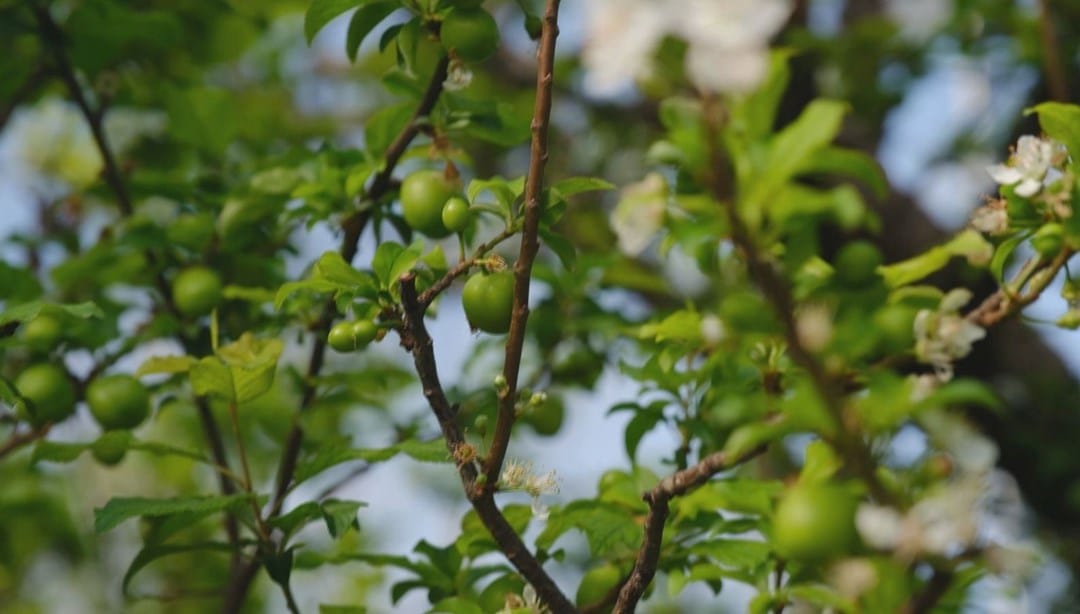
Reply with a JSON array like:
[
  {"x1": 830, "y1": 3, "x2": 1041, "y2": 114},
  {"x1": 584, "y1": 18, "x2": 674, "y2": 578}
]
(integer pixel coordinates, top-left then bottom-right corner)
[
  {"x1": 966, "y1": 250, "x2": 1072, "y2": 327},
  {"x1": 482, "y1": 0, "x2": 562, "y2": 490},
  {"x1": 0, "y1": 66, "x2": 49, "y2": 131},
  {"x1": 0, "y1": 425, "x2": 51, "y2": 459},
  {"x1": 31, "y1": 4, "x2": 132, "y2": 215},
  {"x1": 612, "y1": 445, "x2": 768, "y2": 613},
  {"x1": 1035, "y1": 0, "x2": 1069, "y2": 102}
]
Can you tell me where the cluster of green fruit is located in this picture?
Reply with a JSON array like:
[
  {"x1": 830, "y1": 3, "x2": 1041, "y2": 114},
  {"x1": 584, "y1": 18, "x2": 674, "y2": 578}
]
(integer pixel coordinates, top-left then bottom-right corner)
[
  {"x1": 13, "y1": 358, "x2": 150, "y2": 465},
  {"x1": 400, "y1": 169, "x2": 472, "y2": 239},
  {"x1": 327, "y1": 319, "x2": 379, "y2": 353}
]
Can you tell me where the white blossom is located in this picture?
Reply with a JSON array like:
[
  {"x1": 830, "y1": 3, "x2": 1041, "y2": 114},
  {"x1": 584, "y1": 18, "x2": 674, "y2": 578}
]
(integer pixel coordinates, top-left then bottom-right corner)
[
  {"x1": 500, "y1": 459, "x2": 559, "y2": 520},
  {"x1": 610, "y1": 172, "x2": 668, "y2": 256},
  {"x1": 987, "y1": 136, "x2": 1060, "y2": 198},
  {"x1": 970, "y1": 200, "x2": 1009, "y2": 235},
  {"x1": 914, "y1": 289, "x2": 985, "y2": 379},
  {"x1": 443, "y1": 59, "x2": 474, "y2": 91},
  {"x1": 582, "y1": 0, "x2": 792, "y2": 96}
]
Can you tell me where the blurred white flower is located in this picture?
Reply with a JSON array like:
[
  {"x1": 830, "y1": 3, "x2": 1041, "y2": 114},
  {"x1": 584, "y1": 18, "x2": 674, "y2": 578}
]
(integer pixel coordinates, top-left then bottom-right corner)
[
  {"x1": 611, "y1": 172, "x2": 668, "y2": 256},
  {"x1": 700, "y1": 314, "x2": 727, "y2": 347},
  {"x1": 914, "y1": 289, "x2": 985, "y2": 379},
  {"x1": 582, "y1": 0, "x2": 792, "y2": 96},
  {"x1": 796, "y1": 304, "x2": 834, "y2": 352},
  {"x1": 920, "y1": 409, "x2": 998, "y2": 474},
  {"x1": 444, "y1": 59, "x2": 474, "y2": 91},
  {"x1": 500, "y1": 459, "x2": 559, "y2": 520},
  {"x1": 970, "y1": 200, "x2": 1009, "y2": 235},
  {"x1": 987, "y1": 136, "x2": 1061, "y2": 198}
]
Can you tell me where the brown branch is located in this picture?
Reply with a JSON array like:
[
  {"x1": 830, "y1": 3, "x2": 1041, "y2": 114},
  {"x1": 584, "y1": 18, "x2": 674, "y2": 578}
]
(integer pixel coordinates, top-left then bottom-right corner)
[
  {"x1": 1035, "y1": 0, "x2": 1069, "y2": 102},
  {"x1": 482, "y1": 0, "x2": 562, "y2": 490},
  {"x1": 31, "y1": 4, "x2": 132, "y2": 215},
  {"x1": 417, "y1": 227, "x2": 516, "y2": 307},
  {"x1": 0, "y1": 425, "x2": 51, "y2": 459},
  {"x1": 0, "y1": 66, "x2": 49, "y2": 131},
  {"x1": 397, "y1": 272, "x2": 575, "y2": 613},
  {"x1": 612, "y1": 445, "x2": 767, "y2": 614},
  {"x1": 222, "y1": 56, "x2": 452, "y2": 614},
  {"x1": 966, "y1": 250, "x2": 1071, "y2": 328}
]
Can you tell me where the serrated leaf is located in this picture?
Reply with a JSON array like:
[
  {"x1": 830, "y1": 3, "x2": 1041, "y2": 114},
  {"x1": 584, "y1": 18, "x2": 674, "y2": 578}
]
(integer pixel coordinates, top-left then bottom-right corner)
[
  {"x1": 314, "y1": 250, "x2": 372, "y2": 287},
  {"x1": 274, "y1": 279, "x2": 342, "y2": 310},
  {"x1": 95, "y1": 494, "x2": 251, "y2": 533},
  {"x1": 122, "y1": 542, "x2": 235, "y2": 594},
  {"x1": 346, "y1": 1, "x2": 397, "y2": 62},
  {"x1": 880, "y1": 230, "x2": 992, "y2": 287},
  {"x1": 136, "y1": 355, "x2": 196, "y2": 377},
  {"x1": 305, "y1": 0, "x2": 362, "y2": 44},
  {"x1": 536, "y1": 500, "x2": 641, "y2": 557}
]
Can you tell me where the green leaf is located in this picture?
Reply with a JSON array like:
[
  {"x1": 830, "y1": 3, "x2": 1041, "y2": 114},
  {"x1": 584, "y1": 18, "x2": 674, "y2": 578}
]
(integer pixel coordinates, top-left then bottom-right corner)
[
  {"x1": 536, "y1": 500, "x2": 640, "y2": 557},
  {"x1": 550, "y1": 176, "x2": 614, "y2": 199},
  {"x1": 990, "y1": 232, "x2": 1026, "y2": 282},
  {"x1": 122, "y1": 542, "x2": 235, "y2": 594},
  {"x1": 879, "y1": 230, "x2": 992, "y2": 287},
  {"x1": 430, "y1": 597, "x2": 485, "y2": 614},
  {"x1": 265, "y1": 548, "x2": 295, "y2": 588},
  {"x1": 32, "y1": 440, "x2": 89, "y2": 464},
  {"x1": 320, "y1": 606, "x2": 368, "y2": 614},
  {"x1": 692, "y1": 538, "x2": 772, "y2": 570},
  {"x1": 95, "y1": 494, "x2": 251, "y2": 533},
  {"x1": 365, "y1": 102, "x2": 415, "y2": 157},
  {"x1": 794, "y1": 147, "x2": 888, "y2": 199},
  {"x1": 799, "y1": 440, "x2": 842, "y2": 484},
  {"x1": 395, "y1": 438, "x2": 450, "y2": 462},
  {"x1": 216, "y1": 333, "x2": 284, "y2": 403},
  {"x1": 0, "y1": 300, "x2": 103, "y2": 327},
  {"x1": 136, "y1": 355, "x2": 196, "y2": 377},
  {"x1": 321, "y1": 499, "x2": 365, "y2": 538},
  {"x1": 1028, "y1": 102, "x2": 1080, "y2": 164},
  {"x1": 346, "y1": 2, "x2": 398, "y2": 62},
  {"x1": 787, "y1": 584, "x2": 856, "y2": 613},
  {"x1": 190, "y1": 357, "x2": 235, "y2": 402},
  {"x1": 305, "y1": 0, "x2": 362, "y2": 45}
]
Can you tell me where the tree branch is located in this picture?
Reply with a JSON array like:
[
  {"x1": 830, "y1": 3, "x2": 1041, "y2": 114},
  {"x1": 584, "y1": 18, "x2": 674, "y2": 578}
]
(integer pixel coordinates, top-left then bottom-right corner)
[
  {"x1": 611, "y1": 445, "x2": 767, "y2": 614},
  {"x1": 966, "y1": 250, "x2": 1072, "y2": 328},
  {"x1": 397, "y1": 272, "x2": 575, "y2": 612},
  {"x1": 482, "y1": 0, "x2": 562, "y2": 490},
  {"x1": 0, "y1": 425, "x2": 50, "y2": 459},
  {"x1": 1035, "y1": 0, "x2": 1069, "y2": 102},
  {"x1": 0, "y1": 66, "x2": 49, "y2": 131}
]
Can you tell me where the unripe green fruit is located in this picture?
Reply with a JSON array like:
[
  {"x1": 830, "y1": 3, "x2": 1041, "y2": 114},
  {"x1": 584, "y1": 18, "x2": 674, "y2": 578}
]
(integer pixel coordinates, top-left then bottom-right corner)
[
  {"x1": 92, "y1": 430, "x2": 132, "y2": 466},
  {"x1": 400, "y1": 170, "x2": 460, "y2": 238},
  {"x1": 441, "y1": 8, "x2": 500, "y2": 62},
  {"x1": 441, "y1": 196, "x2": 471, "y2": 233},
  {"x1": 20, "y1": 314, "x2": 63, "y2": 352},
  {"x1": 171, "y1": 266, "x2": 223, "y2": 317},
  {"x1": 351, "y1": 320, "x2": 378, "y2": 347},
  {"x1": 86, "y1": 374, "x2": 151, "y2": 430},
  {"x1": 328, "y1": 321, "x2": 358, "y2": 352},
  {"x1": 873, "y1": 304, "x2": 918, "y2": 353},
  {"x1": 462, "y1": 270, "x2": 514, "y2": 334},
  {"x1": 15, "y1": 363, "x2": 76, "y2": 426},
  {"x1": 773, "y1": 483, "x2": 858, "y2": 561},
  {"x1": 167, "y1": 213, "x2": 216, "y2": 252},
  {"x1": 1032, "y1": 223, "x2": 1064, "y2": 258},
  {"x1": 834, "y1": 240, "x2": 883, "y2": 287}
]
